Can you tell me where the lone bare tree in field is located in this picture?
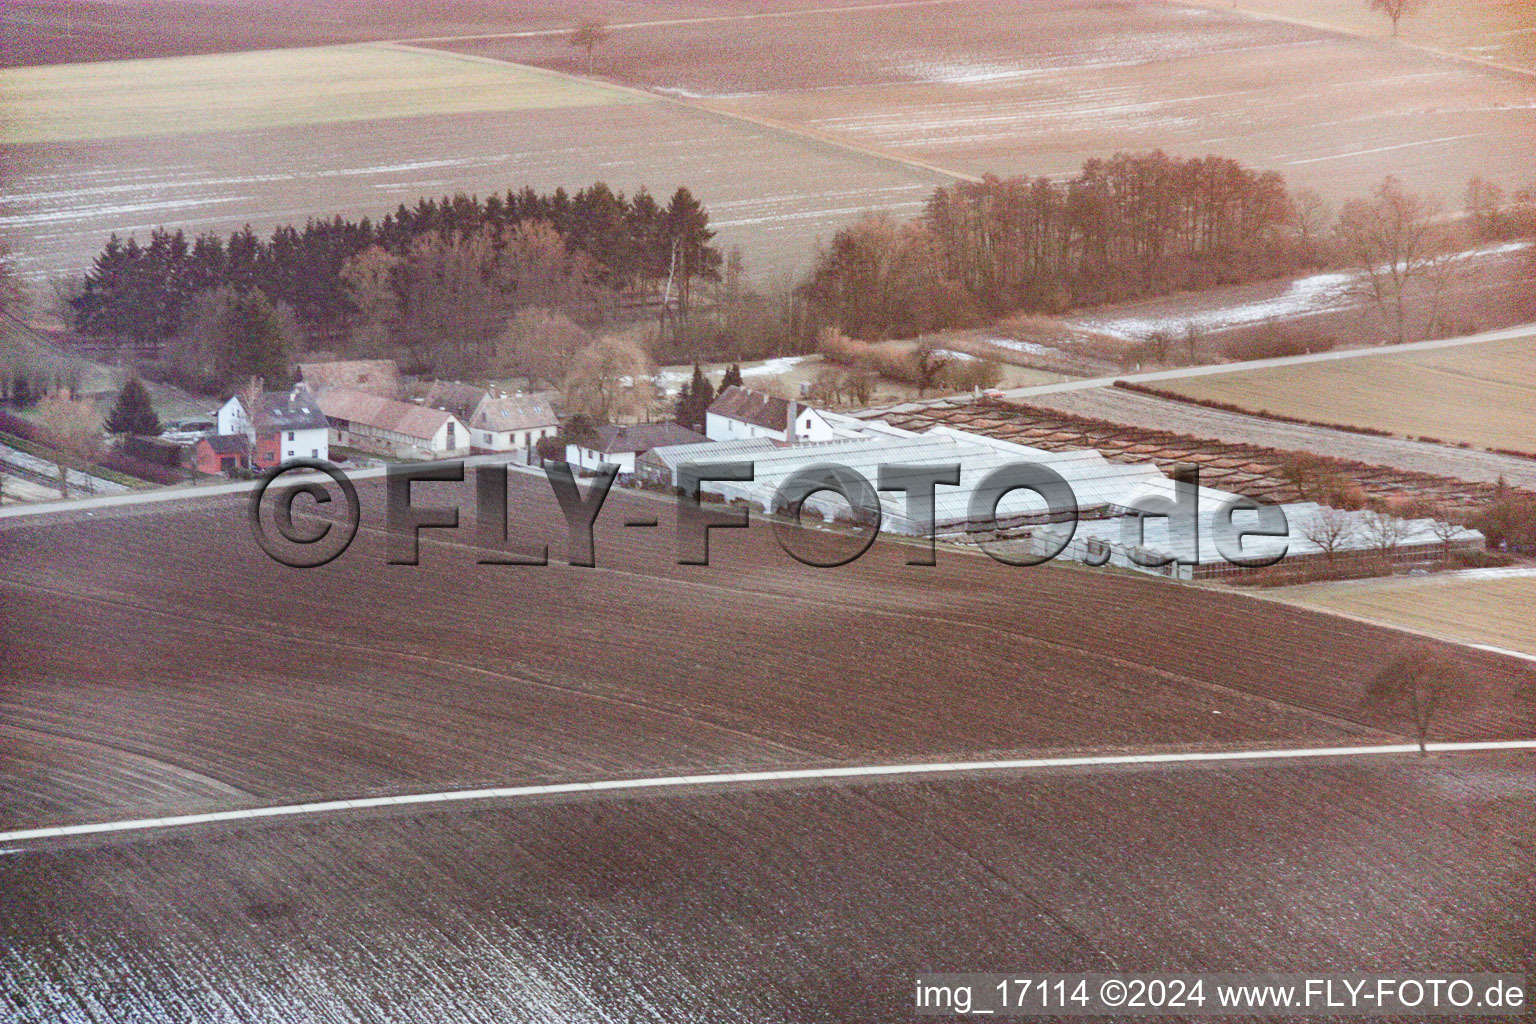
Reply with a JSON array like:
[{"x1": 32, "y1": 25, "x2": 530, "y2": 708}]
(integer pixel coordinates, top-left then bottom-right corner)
[
  {"x1": 1363, "y1": 647, "x2": 1466, "y2": 753},
  {"x1": 1368, "y1": 0, "x2": 1419, "y2": 37},
  {"x1": 1336, "y1": 176, "x2": 1446, "y2": 344},
  {"x1": 570, "y1": 17, "x2": 611, "y2": 73}
]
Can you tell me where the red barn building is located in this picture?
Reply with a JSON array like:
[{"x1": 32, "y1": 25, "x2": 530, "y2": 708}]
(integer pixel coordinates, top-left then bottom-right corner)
[{"x1": 194, "y1": 434, "x2": 250, "y2": 476}]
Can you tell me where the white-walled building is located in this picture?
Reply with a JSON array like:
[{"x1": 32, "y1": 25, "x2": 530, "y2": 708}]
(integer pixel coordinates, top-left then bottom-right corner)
[
  {"x1": 316, "y1": 387, "x2": 469, "y2": 460},
  {"x1": 423, "y1": 381, "x2": 559, "y2": 457},
  {"x1": 705, "y1": 386, "x2": 837, "y2": 444},
  {"x1": 216, "y1": 388, "x2": 329, "y2": 469},
  {"x1": 215, "y1": 396, "x2": 247, "y2": 438},
  {"x1": 565, "y1": 422, "x2": 709, "y2": 475}
]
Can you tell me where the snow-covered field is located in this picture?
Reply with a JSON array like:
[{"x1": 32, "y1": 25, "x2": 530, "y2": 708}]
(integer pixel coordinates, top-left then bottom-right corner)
[
  {"x1": 709, "y1": 8, "x2": 1536, "y2": 206},
  {"x1": 655, "y1": 355, "x2": 814, "y2": 394}
]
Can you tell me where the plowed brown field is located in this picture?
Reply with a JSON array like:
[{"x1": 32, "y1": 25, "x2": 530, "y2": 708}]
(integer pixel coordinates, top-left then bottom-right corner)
[
  {"x1": 2, "y1": 471, "x2": 1532, "y2": 829},
  {"x1": 438, "y1": 0, "x2": 1536, "y2": 203},
  {"x1": 2, "y1": 757, "x2": 1532, "y2": 1022}
]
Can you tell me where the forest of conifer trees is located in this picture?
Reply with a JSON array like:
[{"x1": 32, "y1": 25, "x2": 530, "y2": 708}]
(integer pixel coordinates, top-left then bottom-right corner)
[{"x1": 68, "y1": 183, "x2": 722, "y2": 355}]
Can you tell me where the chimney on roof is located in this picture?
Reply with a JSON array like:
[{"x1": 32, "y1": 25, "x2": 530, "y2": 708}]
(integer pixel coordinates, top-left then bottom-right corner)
[{"x1": 786, "y1": 400, "x2": 798, "y2": 444}]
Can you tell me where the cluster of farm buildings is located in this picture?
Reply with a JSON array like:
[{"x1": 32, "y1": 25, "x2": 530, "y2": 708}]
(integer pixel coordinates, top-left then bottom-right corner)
[
  {"x1": 170, "y1": 360, "x2": 1479, "y2": 580},
  {"x1": 180, "y1": 360, "x2": 560, "y2": 476}
]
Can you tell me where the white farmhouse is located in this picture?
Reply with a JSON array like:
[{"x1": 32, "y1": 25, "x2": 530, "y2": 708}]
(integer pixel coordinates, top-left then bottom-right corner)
[
  {"x1": 705, "y1": 385, "x2": 836, "y2": 444},
  {"x1": 423, "y1": 381, "x2": 559, "y2": 458},
  {"x1": 216, "y1": 387, "x2": 329, "y2": 469},
  {"x1": 565, "y1": 422, "x2": 709, "y2": 475}
]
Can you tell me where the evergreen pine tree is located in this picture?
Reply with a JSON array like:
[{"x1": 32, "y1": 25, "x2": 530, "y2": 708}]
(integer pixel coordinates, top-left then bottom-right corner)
[
  {"x1": 672, "y1": 376, "x2": 693, "y2": 428},
  {"x1": 691, "y1": 363, "x2": 715, "y2": 410},
  {"x1": 671, "y1": 363, "x2": 715, "y2": 430},
  {"x1": 664, "y1": 187, "x2": 722, "y2": 315},
  {"x1": 722, "y1": 363, "x2": 744, "y2": 389},
  {"x1": 105, "y1": 376, "x2": 161, "y2": 436},
  {"x1": 192, "y1": 286, "x2": 293, "y2": 389}
]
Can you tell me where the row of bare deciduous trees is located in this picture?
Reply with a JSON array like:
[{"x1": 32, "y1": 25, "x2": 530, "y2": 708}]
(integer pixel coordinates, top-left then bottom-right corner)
[
  {"x1": 800, "y1": 152, "x2": 1301, "y2": 338},
  {"x1": 803, "y1": 155, "x2": 1536, "y2": 348}
]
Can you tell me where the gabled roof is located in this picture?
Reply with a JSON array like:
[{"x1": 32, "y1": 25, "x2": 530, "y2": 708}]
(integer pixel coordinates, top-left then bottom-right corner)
[
  {"x1": 200, "y1": 433, "x2": 249, "y2": 455},
  {"x1": 590, "y1": 422, "x2": 708, "y2": 455},
  {"x1": 708, "y1": 385, "x2": 795, "y2": 432},
  {"x1": 316, "y1": 387, "x2": 460, "y2": 442},
  {"x1": 298, "y1": 360, "x2": 401, "y2": 399},
  {"x1": 424, "y1": 381, "x2": 558, "y2": 433},
  {"x1": 422, "y1": 381, "x2": 484, "y2": 424},
  {"x1": 253, "y1": 389, "x2": 328, "y2": 432},
  {"x1": 470, "y1": 394, "x2": 558, "y2": 433}
]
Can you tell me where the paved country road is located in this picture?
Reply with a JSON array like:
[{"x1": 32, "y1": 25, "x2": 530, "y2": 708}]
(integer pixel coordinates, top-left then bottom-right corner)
[
  {"x1": 6, "y1": 740, "x2": 1534, "y2": 849},
  {"x1": 861, "y1": 322, "x2": 1536, "y2": 417},
  {"x1": 1004, "y1": 322, "x2": 1536, "y2": 399},
  {"x1": 1027, "y1": 387, "x2": 1536, "y2": 490}
]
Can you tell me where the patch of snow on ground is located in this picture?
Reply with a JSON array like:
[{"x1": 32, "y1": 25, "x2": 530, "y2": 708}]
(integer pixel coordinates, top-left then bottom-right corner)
[
  {"x1": 981, "y1": 338, "x2": 1059, "y2": 357},
  {"x1": 655, "y1": 85, "x2": 762, "y2": 101},
  {"x1": 742, "y1": 355, "x2": 810, "y2": 376},
  {"x1": 1421, "y1": 566, "x2": 1536, "y2": 582},
  {"x1": 1076, "y1": 271, "x2": 1359, "y2": 340},
  {"x1": 655, "y1": 355, "x2": 810, "y2": 392},
  {"x1": 1074, "y1": 241, "x2": 1532, "y2": 340}
]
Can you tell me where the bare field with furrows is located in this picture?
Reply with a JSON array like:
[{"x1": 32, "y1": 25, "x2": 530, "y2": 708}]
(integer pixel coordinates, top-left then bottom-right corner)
[
  {"x1": 1182, "y1": 0, "x2": 1536, "y2": 72},
  {"x1": 2, "y1": 472, "x2": 1533, "y2": 829},
  {"x1": 1, "y1": 0, "x2": 897, "y2": 66},
  {"x1": 0, "y1": 90, "x2": 948, "y2": 283},
  {"x1": 1153, "y1": 334, "x2": 1536, "y2": 453},
  {"x1": 3, "y1": 759, "x2": 1533, "y2": 1022},
  {"x1": 441, "y1": 0, "x2": 1536, "y2": 203},
  {"x1": 0, "y1": 45, "x2": 643, "y2": 145}
]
